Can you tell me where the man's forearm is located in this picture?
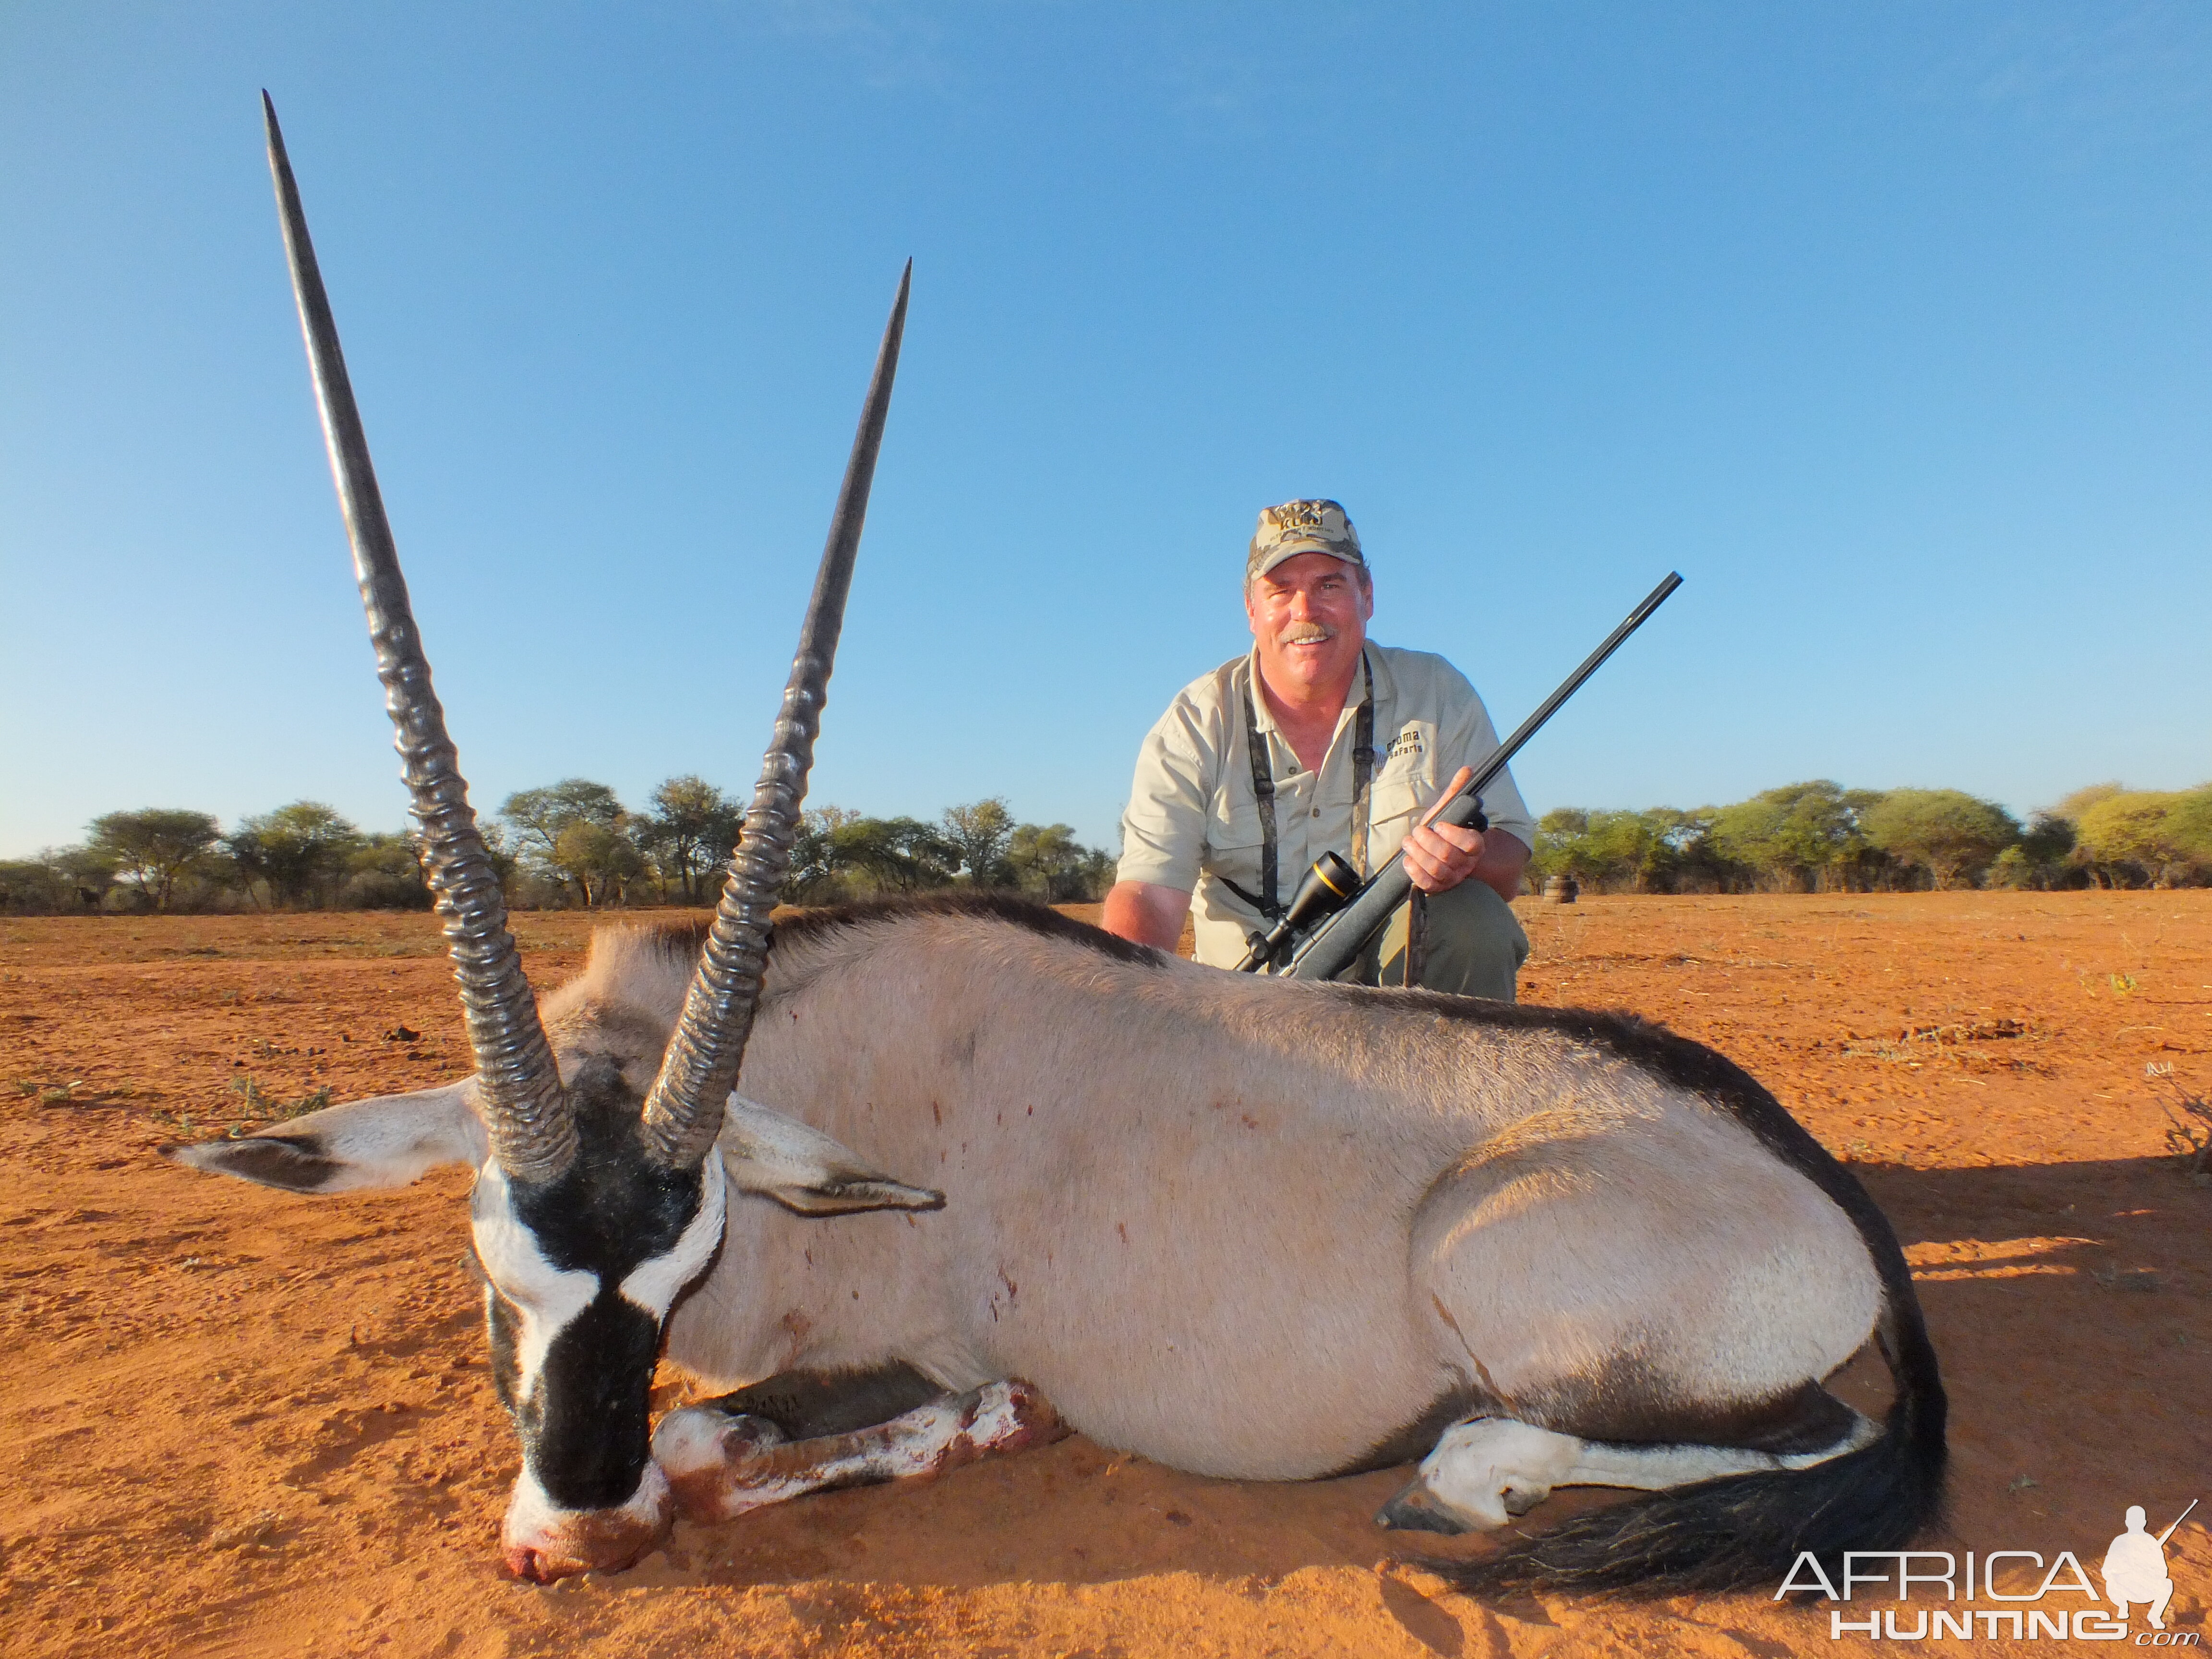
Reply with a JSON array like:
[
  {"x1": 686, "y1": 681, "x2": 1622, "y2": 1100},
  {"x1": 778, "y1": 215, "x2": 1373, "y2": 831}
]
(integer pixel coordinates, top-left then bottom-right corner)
[
  {"x1": 1474, "y1": 829, "x2": 1532, "y2": 903},
  {"x1": 1101, "y1": 880, "x2": 1191, "y2": 951}
]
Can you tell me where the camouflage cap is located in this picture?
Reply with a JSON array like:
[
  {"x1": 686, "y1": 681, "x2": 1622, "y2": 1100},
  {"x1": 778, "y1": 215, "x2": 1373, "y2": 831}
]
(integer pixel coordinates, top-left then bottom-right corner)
[{"x1": 1246, "y1": 499, "x2": 1366, "y2": 583}]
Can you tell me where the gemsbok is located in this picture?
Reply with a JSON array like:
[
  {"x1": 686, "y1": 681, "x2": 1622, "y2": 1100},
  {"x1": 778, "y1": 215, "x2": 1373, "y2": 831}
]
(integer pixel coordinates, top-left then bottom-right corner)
[{"x1": 172, "y1": 96, "x2": 1945, "y2": 1595}]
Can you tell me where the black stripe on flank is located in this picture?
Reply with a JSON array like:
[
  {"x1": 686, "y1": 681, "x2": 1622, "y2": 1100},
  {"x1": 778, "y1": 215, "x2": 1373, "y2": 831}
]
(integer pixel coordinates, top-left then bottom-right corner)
[{"x1": 1332, "y1": 1385, "x2": 1483, "y2": 1477}]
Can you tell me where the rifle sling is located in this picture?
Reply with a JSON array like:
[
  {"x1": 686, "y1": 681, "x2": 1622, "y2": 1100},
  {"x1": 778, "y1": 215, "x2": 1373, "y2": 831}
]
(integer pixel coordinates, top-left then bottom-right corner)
[{"x1": 1229, "y1": 652, "x2": 1374, "y2": 926}]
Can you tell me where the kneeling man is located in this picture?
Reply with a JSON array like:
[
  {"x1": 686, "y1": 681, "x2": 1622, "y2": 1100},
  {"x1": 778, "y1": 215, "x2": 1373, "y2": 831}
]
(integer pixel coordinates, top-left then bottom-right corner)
[{"x1": 1102, "y1": 499, "x2": 1534, "y2": 997}]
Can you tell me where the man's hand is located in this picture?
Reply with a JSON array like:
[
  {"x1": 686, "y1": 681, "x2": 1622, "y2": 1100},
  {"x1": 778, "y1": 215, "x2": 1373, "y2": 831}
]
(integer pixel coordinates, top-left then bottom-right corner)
[
  {"x1": 1101, "y1": 880, "x2": 1191, "y2": 952},
  {"x1": 1400, "y1": 766, "x2": 1531, "y2": 902},
  {"x1": 1402, "y1": 818, "x2": 1485, "y2": 894}
]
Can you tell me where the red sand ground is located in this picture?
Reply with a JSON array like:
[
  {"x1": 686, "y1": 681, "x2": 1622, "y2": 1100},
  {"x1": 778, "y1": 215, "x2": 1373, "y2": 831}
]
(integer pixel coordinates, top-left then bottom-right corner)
[{"x1": 1, "y1": 891, "x2": 2206, "y2": 1657}]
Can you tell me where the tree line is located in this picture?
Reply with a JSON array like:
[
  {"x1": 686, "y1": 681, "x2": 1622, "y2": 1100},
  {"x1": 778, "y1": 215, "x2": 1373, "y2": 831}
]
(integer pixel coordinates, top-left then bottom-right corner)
[
  {"x1": 0, "y1": 778, "x2": 1118, "y2": 915},
  {"x1": 6, "y1": 775, "x2": 2205, "y2": 916},
  {"x1": 1529, "y1": 781, "x2": 2212, "y2": 894}
]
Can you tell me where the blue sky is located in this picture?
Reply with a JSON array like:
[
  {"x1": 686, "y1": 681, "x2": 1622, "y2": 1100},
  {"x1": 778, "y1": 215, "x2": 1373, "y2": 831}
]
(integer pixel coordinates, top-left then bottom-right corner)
[{"x1": 3, "y1": 2, "x2": 2208, "y2": 858}]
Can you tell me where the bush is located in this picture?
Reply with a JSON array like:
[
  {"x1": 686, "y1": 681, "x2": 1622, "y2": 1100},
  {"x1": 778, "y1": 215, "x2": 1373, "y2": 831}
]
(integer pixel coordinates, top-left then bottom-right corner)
[
  {"x1": 1705, "y1": 782, "x2": 1869, "y2": 892},
  {"x1": 341, "y1": 832, "x2": 433, "y2": 910},
  {"x1": 86, "y1": 808, "x2": 223, "y2": 911},
  {"x1": 2075, "y1": 788, "x2": 2212, "y2": 888},
  {"x1": 1857, "y1": 789, "x2": 2020, "y2": 890},
  {"x1": 225, "y1": 802, "x2": 362, "y2": 909}
]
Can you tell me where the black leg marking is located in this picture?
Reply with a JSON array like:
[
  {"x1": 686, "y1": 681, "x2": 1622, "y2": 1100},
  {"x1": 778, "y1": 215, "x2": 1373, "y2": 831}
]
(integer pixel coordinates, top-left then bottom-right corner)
[
  {"x1": 697, "y1": 1362, "x2": 946, "y2": 1441},
  {"x1": 1510, "y1": 1356, "x2": 1863, "y2": 1453}
]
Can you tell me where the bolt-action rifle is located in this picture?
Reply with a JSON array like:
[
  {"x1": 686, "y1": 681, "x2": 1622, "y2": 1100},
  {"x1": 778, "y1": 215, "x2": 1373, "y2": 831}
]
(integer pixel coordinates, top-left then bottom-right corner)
[
  {"x1": 2156, "y1": 1500, "x2": 2199, "y2": 1546},
  {"x1": 1236, "y1": 571, "x2": 1683, "y2": 981}
]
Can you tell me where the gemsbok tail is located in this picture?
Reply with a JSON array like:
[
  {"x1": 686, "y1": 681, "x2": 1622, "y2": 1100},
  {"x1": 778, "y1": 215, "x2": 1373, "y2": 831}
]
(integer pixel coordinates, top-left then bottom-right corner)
[{"x1": 1437, "y1": 1201, "x2": 1947, "y2": 1598}]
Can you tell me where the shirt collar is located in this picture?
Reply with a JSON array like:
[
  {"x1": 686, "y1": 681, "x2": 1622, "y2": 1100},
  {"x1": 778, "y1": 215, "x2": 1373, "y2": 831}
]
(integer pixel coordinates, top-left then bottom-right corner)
[{"x1": 1241, "y1": 644, "x2": 1374, "y2": 739}]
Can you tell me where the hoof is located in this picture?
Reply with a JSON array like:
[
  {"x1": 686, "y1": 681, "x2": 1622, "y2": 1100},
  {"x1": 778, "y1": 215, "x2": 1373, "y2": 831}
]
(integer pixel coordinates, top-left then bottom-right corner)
[{"x1": 1377, "y1": 1480, "x2": 1473, "y2": 1535}]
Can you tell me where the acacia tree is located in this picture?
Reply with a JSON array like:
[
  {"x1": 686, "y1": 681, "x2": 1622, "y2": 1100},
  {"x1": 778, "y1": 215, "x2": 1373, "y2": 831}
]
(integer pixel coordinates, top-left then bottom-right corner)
[
  {"x1": 226, "y1": 801, "x2": 362, "y2": 908},
  {"x1": 1990, "y1": 811, "x2": 2078, "y2": 890},
  {"x1": 345, "y1": 830, "x2": 433, "y2": 909},
  {"x1": 0, "y1": 848, "x2": 115, "y2": 913},
  {"x1": 1707, "y1": 781, "x2": 1865, "y2": 891},
  {"x1": 87, "y1": 808, "x2": 222, "y2": 910},
  {"x1": 1532, "y1": 808, "x2": 1667, "y2": 890},
  {"x1": 2172, "y1": 788, "x2": 2212, "y2": 867},
  {"x1": 639, "y1": 775, "x2": 741, "y2": 902},
  {"x1": 1006, "y1": 822, "x2": 1114, "y2": 902},
  {"x1": 940, "y1": 798, "x2": 1015, "y2": 886},
  {"x1": 1858, "y1": 789, "x2": 2020, "y2": 889},
  {"x1": 828, "y1": 817, "x2": 959, "y2": 894},
  {"x1": 500, "y1": 779, "x2": 633, "y2": 906},
  {"x1": 786, "y1": 806, "x2": 857, "y2": 900},
  {"x1": 551, "y1": 820, "x2": 644, "y2": 907},
  {"x1": 2073, "y1": 790, "x2": 2209, "y2": 888}
]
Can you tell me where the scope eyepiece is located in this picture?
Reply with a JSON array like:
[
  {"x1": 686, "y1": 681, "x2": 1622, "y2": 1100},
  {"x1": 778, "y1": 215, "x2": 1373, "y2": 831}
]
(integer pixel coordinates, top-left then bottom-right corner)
[{"x1": 1236, "y1": 850, "x2": 1361, "y2": 972}]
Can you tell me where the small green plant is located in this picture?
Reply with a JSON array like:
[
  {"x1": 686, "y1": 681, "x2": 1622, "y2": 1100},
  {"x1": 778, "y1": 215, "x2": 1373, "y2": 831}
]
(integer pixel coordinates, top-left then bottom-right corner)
[
  {"x1": 286, "y1": 1086, "x2": 333, "y2": 1118},
  {"x1": 2110, "y1": 973, "x2": 2139, "y2": 995},
  {"x1": 224, "y1": 1076, "x2": 332, "y2": 1127},
  {"x1": 2148, "y1": 1063, "x2": 2210, "y2": 1180}
]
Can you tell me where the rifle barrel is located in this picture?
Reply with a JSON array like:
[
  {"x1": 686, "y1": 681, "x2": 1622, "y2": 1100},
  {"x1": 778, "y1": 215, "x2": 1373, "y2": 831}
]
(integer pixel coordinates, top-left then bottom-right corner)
[
  {"x1": 2156, "y1": 1498, "x2": 2198, "y2": 1545},
  {"x1": 1283, "y1": 571, "x2": 1683, "y2": 983}
]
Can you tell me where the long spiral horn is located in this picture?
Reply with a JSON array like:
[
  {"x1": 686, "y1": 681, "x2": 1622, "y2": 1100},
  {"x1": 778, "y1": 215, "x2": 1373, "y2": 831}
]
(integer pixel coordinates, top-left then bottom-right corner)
[
  {"x1": 638, "y1": 262, "x2": 911, "y2": 1169},
  {"x1": 263, "y1": 93, "x2": 575, "y2": 1184}
]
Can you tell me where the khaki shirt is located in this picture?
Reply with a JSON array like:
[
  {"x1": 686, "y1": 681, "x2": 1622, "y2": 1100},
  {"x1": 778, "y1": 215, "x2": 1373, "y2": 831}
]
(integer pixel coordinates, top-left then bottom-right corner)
[{"x1": 1118, "y1": 644, "x2": 1537, "y2": 967}]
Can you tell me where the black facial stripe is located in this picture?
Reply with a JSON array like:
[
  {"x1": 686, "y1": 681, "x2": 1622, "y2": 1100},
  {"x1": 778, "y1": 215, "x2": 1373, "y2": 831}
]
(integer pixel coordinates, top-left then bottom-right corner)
[
  {"x1": 480, "y1": 1056, "x2": 709, "y2": 1509},
  {"x1": 522, "y1": 1290, "x2": 663, "y2": 1509},
  {"x1": 486, "y1": 1287, "x2": 521, "y2": 1416}
]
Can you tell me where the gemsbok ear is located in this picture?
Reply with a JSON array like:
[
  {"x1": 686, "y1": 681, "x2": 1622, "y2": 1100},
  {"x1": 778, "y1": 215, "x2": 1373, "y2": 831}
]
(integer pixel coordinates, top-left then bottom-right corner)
[
  {"x1": 720, "y1": 1098, "x2": 946, "y2": 1216},
  {"x1": 163, "y1": 1082, "x2": 487, "y2": 1194}
]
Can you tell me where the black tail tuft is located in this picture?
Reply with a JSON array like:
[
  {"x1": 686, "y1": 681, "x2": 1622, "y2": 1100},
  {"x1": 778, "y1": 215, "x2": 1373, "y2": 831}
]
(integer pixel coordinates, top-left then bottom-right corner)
[{"x1": 1433, "y1": 1293, "x2": 1946, "y2": 1599}]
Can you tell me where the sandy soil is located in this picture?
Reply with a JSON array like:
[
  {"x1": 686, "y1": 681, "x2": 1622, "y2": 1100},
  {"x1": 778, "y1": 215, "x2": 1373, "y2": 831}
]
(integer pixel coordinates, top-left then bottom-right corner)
[{"x1": 2, "y1": 892, "x2": 2207, "y2": 1657}]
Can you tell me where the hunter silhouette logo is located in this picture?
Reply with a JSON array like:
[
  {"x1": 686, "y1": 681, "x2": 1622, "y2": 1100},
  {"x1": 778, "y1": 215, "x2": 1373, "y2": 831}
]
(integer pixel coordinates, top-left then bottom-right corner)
[
  {"x1": 2108, "y1": 1502, "x2": 2196, "y2": 1633},
  {"x1": 1777, "y1": 1498, "x2": 2200, "y2": 1643}
]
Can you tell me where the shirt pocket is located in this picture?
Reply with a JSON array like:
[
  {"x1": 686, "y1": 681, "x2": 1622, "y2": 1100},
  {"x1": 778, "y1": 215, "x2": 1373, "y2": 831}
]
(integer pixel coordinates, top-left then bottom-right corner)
[
  {"x1": 1206, "y1": 794, "x2": 1268, "y2": 858},
  {"x1": 1200, "y1": 793, "x2": 1272, "y2": 910},
  {"x1": 1368, "y1": 747, "x2": 1434, "y2": 833}
]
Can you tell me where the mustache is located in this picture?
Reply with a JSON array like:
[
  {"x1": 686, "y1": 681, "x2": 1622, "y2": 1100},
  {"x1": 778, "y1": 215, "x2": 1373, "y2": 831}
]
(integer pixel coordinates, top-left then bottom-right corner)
[{"x1": 1277, "y1": 623, "x2": 1337, "y2": 646}]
